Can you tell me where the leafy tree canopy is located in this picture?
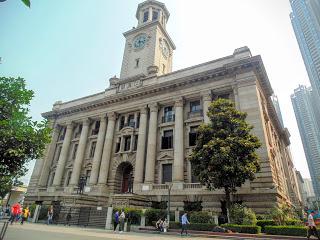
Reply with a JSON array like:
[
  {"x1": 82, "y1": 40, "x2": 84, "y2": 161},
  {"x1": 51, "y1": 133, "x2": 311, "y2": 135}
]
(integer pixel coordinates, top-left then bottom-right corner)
[
  {"x1": 0, "y1": 77, "x2": 51, "y2": 198},
  {"x1": 190, "y1": 98, "x2": 261, "y2": 217}
]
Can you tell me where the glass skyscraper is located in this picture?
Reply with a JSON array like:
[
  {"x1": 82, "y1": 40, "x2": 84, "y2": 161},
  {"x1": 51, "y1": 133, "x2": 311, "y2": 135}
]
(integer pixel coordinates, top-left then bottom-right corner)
[
  {"x1": 290, "y1": 0, "x2": 320, "y2": 99},
  {"x1": 291, "y1": 85, "x2": 320, "y2": 198}
]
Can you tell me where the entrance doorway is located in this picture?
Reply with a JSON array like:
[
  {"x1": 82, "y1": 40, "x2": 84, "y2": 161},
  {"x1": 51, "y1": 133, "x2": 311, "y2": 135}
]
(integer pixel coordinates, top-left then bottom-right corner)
[{"x1": 115, "y1": 162, "x2": 133, "y2": 194}]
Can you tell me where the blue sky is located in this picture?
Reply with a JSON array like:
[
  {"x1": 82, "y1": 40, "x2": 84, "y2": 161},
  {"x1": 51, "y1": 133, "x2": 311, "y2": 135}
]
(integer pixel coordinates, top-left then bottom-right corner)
[{"x1": 0, "y1": 0, "x2": 311, "y2": 183}]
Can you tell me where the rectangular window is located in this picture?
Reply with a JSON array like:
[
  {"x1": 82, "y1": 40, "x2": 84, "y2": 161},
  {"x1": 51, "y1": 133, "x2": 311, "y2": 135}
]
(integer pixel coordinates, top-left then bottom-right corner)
[
  {"x1": 91, "y1": 121, "x2": 100, "y2": 135},
  {"x1": 190, "y1": 100, "x2": 201, "y2": 112},
  {"x1": 163, "y1": 106, "x2": 174, "y2": 123},
  {"x1": 161, "y1": 130, "x2": 173, "y2": 149},
  {"x1": 162, "y1": 64, "x2": 166, "y2": 74},
  {"x1": 124, "y1": 136, "x2": 131, "y2": 151},
  {"x1": 89, "y1": 141, "x2": 96, "y2": 158},
  {"x1": 115, "y1": 138, "x2": 121, "y2": 153},
  {"x1": 189, "y1": 126, "x2": 199, "y2": 146},
  {"x1": 135, "y1": 58, "x2": 140, "y2": 68},
  {"x1": 136, "y1": 113, "x2": 140, "y2": 128},
  {"x1": 152, "y1": 10, "x2": 159, "y2": 21},
  {"x1": 85, "y1": 170, "x2": 91, "y2": 186},
  {"x1": 74, "y1": 124, "x2": 82, "y2": 138},
  {"x1": 133, "y1": 135, "x2": 138, "y2": 151},
  {"x1": 162, "y1": 164, "x2": 172, "y2": 184},
  {"x1": 217, "y1": 93, "x2": 230, "y2": 100},
  {"x1": 128, "y1": 114, "x2": 135, "y2": 127},
  {"x1": 143, "y1": 11, "x2": 149, "y2": 22},
  {"x1": 54, "y1": 146, "x2": 62, "y2": 162},
  {"x1": 119, "y1": 116, "x2": 125, "y2": 130},
  {"x1": 59, "y1": 127, "x2": 66, "y2": 141},
  {"x1": 72, "y1": 144, "x2": 78, "y2": 159}
]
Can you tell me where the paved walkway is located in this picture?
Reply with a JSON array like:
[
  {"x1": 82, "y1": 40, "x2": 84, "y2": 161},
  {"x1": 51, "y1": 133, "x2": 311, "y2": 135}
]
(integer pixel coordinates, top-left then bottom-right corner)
[{"x1": 4, "y1": 222, "x2": 226, "y2": 240}]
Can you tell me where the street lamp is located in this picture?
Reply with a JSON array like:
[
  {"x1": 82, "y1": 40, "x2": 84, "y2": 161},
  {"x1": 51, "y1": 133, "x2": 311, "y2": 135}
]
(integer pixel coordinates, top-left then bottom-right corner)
[{"x1": 167, "y1": 183, "x2": 173, "y2": 223}]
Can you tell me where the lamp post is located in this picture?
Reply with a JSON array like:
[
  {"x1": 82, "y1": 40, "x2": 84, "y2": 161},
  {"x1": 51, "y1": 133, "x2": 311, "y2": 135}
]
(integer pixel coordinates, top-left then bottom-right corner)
[{"x1": 167, "y1": 183, "x2": 173, "y2": 223}]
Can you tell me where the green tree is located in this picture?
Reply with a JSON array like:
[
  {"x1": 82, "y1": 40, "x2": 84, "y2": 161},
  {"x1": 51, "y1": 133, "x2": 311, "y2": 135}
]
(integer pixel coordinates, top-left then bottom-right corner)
[
  {"x1": 189, "y1": 98, "x2": 261, "y2": 221},
  {"x1": 229, "y1": 203, "x2": 257, "y2": 225},
  {"x1": 0, "y1": 77, "x2": 51, "y2": 199}
]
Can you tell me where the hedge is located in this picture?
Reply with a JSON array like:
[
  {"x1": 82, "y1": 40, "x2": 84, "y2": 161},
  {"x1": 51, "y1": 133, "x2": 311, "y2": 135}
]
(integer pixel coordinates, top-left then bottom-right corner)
[
  {"x1": 145, "y1": 209, "x2": 174, "y2": 226},
  {"x1": 257, "y1": 219, "x2": 303, "y2": 232},
  {"x1": 189, "y1": 212, "x2": 212, "y2": 224},
  {"x1": 221, "y1": 224, "x2": 261, "y2": 234},
  {"x1": 168, "y1": 222, "x2": 216, "y2": 231},
  {"x1": 265, "y1": 226, "x2": 307, "y2": 237}
]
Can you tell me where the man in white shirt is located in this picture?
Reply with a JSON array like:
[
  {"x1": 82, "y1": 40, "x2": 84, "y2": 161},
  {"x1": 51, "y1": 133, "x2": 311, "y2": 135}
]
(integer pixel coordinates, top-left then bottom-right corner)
[{"x1": 307, "y1": 211, "x2": 320, "y2": 240}]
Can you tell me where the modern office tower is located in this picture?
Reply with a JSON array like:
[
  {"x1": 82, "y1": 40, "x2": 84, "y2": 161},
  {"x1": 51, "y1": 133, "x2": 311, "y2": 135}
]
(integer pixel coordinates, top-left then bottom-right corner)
[
  {"x1": 271, "y1": 95, "x2": 284, "y2": 128},
  {"x1": 290, "y1": 0, "x2": 320, "y2": 100},
  {"x1": 291, "y1": 85, "x2": 320, "y2": 198},
  {"x1": 303, "y1": 178, "x2": 316, "y2": 197}
]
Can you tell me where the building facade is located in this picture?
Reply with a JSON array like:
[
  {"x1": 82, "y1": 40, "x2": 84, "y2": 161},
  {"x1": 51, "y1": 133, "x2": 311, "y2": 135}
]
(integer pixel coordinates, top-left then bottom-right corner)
[
  {"x1": 290, "y1": 0, "x2": 320, "y2": 100},
  {"x1": 291, "y1": 85, "x2": 320, "y2": 198},
  {"x1": 26, "y1": 0, "x2": 300, "y2": 214}
]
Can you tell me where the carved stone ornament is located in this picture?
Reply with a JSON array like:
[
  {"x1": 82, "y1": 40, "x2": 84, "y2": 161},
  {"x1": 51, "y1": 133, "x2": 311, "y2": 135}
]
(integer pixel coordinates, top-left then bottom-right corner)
[
  {"x1": 149, "y1": 103, "x2": 158, "y2": 112},
  {"x1": 174, "y1": 97, "x2": 184, "y2": 107},
  {"x1": 202, "y1": 91, "x2": 212, "y2": 102},
  {"x1": 140, "y1": 106, "x2": 148, "y2": 115},
  {"x1": 147, "y1": 65, "x2": 159, "y2": 75},
  {"x1": 117, "y1": 79, "x2": 143, "y2": 92},
  {"x1": 107, "y1": 112, "x2": 117, "y2": 121}
]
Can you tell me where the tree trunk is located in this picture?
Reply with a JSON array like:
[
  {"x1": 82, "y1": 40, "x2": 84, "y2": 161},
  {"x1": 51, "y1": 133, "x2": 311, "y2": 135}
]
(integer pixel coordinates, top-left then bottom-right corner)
[{"x1": 225, "y1": 187, "x2": 231, "y2": 223}]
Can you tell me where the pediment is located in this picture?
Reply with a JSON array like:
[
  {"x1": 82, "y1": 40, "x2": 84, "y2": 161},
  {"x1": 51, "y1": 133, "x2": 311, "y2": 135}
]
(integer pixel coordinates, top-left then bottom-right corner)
[{"x1": 158, "y1": 151, "x2": 173, "y2": 160}]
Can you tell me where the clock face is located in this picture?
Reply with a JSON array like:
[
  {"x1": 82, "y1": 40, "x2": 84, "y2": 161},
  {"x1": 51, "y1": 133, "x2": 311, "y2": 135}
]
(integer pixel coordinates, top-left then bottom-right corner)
[
  {"x1": 161, "y1": 39, "x2": 169, "y2": 59},
  {"x1": 133, "y1": 35, "x2": 147, "y2": 49}
]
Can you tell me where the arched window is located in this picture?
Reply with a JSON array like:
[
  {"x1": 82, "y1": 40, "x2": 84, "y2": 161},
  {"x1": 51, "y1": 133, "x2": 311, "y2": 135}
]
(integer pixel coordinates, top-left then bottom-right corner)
[{"x1": 143, "y1": 10, "x2": 149, "y2": 22}]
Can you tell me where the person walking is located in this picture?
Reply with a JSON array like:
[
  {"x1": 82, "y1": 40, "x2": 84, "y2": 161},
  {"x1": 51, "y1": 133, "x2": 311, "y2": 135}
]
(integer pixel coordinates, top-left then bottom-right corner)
[
  {"x1": 47, "y1": 206, "x2": 54, "y2": 225},
  {"x1": 119, "y1": 210, "x2": 126, "y2": 233},
  {"x1": 113, "y1": 210, "x2": 119, "y2": 232},
  {"x1": 307, "y1": 211, "x2": 320, "y2": 240},
  {"x1": 9, "y1": 202, "x2": 21, "y2": 224},
  {"x1": 21, "y1": 206, "x2": 30, "y2": 225},
  {"x1": 180, "y1": 212, "x2": 190, "y2": 236}
]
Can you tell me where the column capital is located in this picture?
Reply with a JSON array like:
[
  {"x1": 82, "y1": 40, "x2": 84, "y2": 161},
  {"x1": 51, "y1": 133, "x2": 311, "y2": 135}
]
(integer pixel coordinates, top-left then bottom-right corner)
[
  {"x1": 107, "y1": 112, "x2": 117, "y2": 121},
  {"x1": 66, "y1": 121, "x2": 74, "y2": 129},
  {"x1": 99, "y1": 114, "x2": 107, "y2": 122},
  {"x1": 140, "y1": 105, "x2": 148, "y2": 114},
  {"x1": 174, "y1": 97, "x2": 184, "y2": 107},
  {"x1": 201, "y1": 91, "x2": 212, "y2": 101},
  {"x1": 149, "y1": 103, "x2": 158, "y2": 112},
  {"x1": 82, "y1": 118, "x2": 91, "y2": 126}
]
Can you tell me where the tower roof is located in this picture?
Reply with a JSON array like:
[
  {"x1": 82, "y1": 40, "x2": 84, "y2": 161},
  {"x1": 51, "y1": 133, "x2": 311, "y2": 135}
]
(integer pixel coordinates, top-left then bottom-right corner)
[{"x1": 136, "y1": 0, "x2": 170, "y2": 20}]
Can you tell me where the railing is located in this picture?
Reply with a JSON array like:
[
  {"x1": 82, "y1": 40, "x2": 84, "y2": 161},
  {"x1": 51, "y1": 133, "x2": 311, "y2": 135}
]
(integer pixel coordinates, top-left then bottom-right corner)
[
  {"x1": 153, "y1": 184, "x2": 169, "y2": 190},
  {"x1": 161, "y1": 114, "x2": 175, "y2": 123},
  {"x1": 183, "y1": 183, "x2": 202, "y2": 189},
  {"x1": 188, "y1": 110, "x2": 203, "y2": 119}
]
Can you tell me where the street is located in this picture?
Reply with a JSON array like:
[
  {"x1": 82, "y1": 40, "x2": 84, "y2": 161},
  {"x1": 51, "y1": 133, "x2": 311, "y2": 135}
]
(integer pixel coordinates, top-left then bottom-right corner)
[{"x1": 4, "y1": 223, "x2": 227, "y2": 240}]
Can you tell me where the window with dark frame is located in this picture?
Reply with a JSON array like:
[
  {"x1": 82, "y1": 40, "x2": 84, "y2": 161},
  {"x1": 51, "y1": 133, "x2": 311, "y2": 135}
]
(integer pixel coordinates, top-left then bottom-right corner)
[
  {"x1": 163, "y1": 106, "x2": 174, "y2": 122},
  {"x1": 162, "y1": 64, "x2": 166, "y2": 74},
  {"x1": 92, "y1": 121, "x2": 100, "y2": 135},
  {"x1": 115, "y1": 138, "x2": 121, "y2": 153},
  {"x1": 59, "y1": 127, "x2": 66, "y2": 141},
  {"x1": 161, "y1": 130, "x2": 173, "y2": 149},
  {"x1": 124, "y1": 136, "x2": 131, "y2": 151},
  {"x1": 119, "y1": 116, "x2": 125, "y2": 130},
  {"x1": 189, "y1": 126, "x2": 199, "y2": 147},
  {"x1": 162, "y1": 164, "x2": 172, "y2": 184},
  {"x1": 128, "y1": 114, "x2": 135, "y2": 127},
  {"x1": 65, "y1": 171, "x2": 72, "y2": 186},
  {"x1": 136, "y1": 113, "x2": 140, "y2": 128},
  {"x1": 152, "y1": 10, "x2": 159, "y2": 21},
  {"x1": 133, "y1": 135, "x2": 138, "y2": 151},
  {"x1": 72, "y1": 144, "x2": 78, "y2": 159},
  {"x1": 190, "y1": 100, "x2": 201, "y2": 112},
  {"x1": 89, "y1": 141, "x2": 96, "y2": 158},
  {"x1": 54, "y1": 146, "x2": 62, "y2": 163},
  {"x1": 143, "y1": 11, "x2": 149, "y2": 22},
  {"x1": 85, "y1": 170, "x2": 91, "y2": 185}
]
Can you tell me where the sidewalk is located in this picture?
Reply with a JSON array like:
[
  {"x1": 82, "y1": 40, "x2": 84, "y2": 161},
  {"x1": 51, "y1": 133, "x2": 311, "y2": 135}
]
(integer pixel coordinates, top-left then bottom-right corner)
[{"x1": 138, "y1": 226, "x2": 307, "y2": 240}]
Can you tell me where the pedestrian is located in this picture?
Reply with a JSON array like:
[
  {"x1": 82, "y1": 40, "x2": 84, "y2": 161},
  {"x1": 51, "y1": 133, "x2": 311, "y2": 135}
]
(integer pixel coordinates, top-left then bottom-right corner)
[
  {"x1": 47, "y1": 205, "x2": 54, "y2": 225},
  {"x1": 180, "y1": 212, "x2": 190, "y2": 236},
  {"x1": 113, "y1": 210, "x2": 119, "y2": 232},
  {"x1": 65, "y1": 209, "x2": 72, "y2": 226},
  {"x1": 307, "y1": 211, "x2": 320, "y2": 240},
  {"x1": 156, "y1": 218, "x2": 164, "y2": 232},
  {"x1": 9, "y1": 202, "x2": 21, "y2": 225},
  {"x1": 163, "y1": 218, "x2": 169, "y2": 232},
  {"x1": 21, "y1": 206, "x2": 30, "y2": 225},
  {"x1": 119, "y1": 210, "x2": 126, "y2": 233}
]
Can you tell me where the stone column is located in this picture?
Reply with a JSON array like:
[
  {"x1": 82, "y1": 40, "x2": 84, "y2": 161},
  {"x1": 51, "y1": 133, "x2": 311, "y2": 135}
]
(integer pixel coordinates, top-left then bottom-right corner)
[
  {"x1": 52, "y1": 122, "x2": 73, "y2": 187},
  {"x1": 144, "y1": 103, "x2": 158, "y2": 183},
  {"x1": 38, "y1": 123, "x2": 60, "y2": 186},
  {"x1": 89, "y1": 115, "x2": 107, "y2": 185},
  {"x1": 134, "y1": 106, "x2": 148, "y2": 184},
  {"x1": 202, "y1": 91, "x2": 212, "y2": 124},
  {"x1": 69, "y1": 119, "x2": 90, "y2": 186},
  {"x1": 98, "y1": 112, "x2": 116, "y2": 185},
  {"x1": 173, "y1": 98, "x2": 184, "y2": 182},
  {"x1": 232, "y1": 84, "x2": 240, "y2": 110}
]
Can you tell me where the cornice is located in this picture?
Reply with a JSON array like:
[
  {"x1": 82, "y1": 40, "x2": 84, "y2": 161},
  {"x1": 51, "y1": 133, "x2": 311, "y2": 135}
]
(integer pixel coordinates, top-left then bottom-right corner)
[{"x1": 42, "y1": 55, "x2": 273, "y2": 121}]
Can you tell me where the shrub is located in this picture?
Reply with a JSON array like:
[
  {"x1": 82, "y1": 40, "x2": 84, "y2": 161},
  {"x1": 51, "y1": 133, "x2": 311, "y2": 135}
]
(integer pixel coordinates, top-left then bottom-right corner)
[
  {"x1": 169, "y1": 222, "x2": 216, "y2": 231},
  {"x1": 229, "y1": 203, "x2": 257, "y2": 225},
  {"x1": 28, "y1": 203, "x2": 37, "y2": 218},
  {"x1": 113, "y1": 207, "x2": 142, "y2": 225},
  {"x1": 265, "y1": 226, "x2": 307, "y2": 237},
  {"x1": 190, "y1": 212, "x2": 212, "y2": 224},
  {"x1": 145, "y1": 209, "x2": 167, "y2": 226},
  {"x1": 222, "y1": 224, "x2": 261, "y2": 234},
  {"x1": 267, "y1": 204, "x2": 299, "y2": 225},
  {"x1": 256, "y1": 214, "x2": 268, "y2": 220}
]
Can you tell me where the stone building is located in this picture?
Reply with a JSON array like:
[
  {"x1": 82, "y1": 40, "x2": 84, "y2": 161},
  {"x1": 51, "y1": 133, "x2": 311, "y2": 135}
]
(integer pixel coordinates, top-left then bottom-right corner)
[{"x1": 25, "y1": 0, "x2": 301, "y2": 214}]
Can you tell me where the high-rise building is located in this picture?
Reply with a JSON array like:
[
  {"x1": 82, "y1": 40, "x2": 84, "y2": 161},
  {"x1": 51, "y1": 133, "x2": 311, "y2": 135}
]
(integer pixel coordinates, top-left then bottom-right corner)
[
  {"x1": 290, "y1": 0, "x2": 320, "y2": 100},
  {"x1": 291, "y1": 85, "x2": 320, "y2": 198},
  {"x1": 271, "y1": 95, "x2": 284, "y2": 128},
  {"x1": 303, "y1": 178, "x2": 316, "y2": 197},
  {"x1": 25, "y1": 1, "x2": 301, "y2": 224}
]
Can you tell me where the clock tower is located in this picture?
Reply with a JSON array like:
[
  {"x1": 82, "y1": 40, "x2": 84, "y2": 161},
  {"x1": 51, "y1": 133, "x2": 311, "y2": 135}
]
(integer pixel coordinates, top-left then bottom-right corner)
[{"x1": 120, "y1": 0, "x2": 175, "y2": 79}]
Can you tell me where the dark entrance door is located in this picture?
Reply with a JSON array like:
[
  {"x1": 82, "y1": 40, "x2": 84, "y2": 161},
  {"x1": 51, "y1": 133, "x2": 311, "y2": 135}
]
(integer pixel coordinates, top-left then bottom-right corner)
[{"x1": 121, "y1": 165, "x2": 132, "y2": 193}]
